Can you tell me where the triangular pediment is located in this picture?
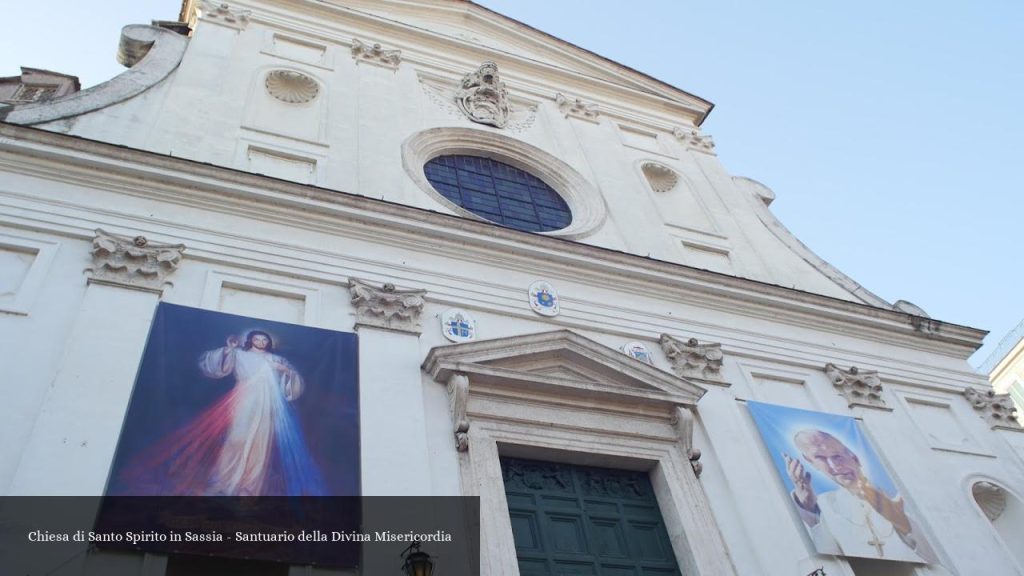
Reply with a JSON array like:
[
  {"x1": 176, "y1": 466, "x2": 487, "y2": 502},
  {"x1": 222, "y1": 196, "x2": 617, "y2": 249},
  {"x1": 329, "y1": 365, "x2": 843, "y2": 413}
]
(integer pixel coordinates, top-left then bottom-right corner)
[
  {"x1": 422, "y1": 330, "x2": 706, "y2": 407},
  {"x1": 324, "y1": 0, "x2": 712, "y2": 120}
]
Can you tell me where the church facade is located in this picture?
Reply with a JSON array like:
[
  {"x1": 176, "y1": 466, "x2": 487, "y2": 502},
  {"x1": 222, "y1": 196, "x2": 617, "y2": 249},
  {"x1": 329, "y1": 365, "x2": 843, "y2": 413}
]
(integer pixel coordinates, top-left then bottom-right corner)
[{"x1": 1, "y1": 1, "x2": 1023, "y2": 575}]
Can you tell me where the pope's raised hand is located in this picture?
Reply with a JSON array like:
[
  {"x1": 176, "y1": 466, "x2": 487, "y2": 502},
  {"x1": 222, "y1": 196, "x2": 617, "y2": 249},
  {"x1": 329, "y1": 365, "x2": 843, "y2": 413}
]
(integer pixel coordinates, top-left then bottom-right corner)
[{"x1": 784, "y1": 452, "x2": 817, "y2": 512}]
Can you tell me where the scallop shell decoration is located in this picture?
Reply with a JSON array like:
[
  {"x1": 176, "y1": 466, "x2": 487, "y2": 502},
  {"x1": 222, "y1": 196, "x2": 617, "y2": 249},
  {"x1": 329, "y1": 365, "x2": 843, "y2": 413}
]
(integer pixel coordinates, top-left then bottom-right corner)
[
  {"x1": 641, "y1": 161, "x2": 679, "y2": 193},
  {"x1": 265, "y1": 70, "x2": 320, "y2": 103},
  {"x1": 972, "y1": 481, "x2": 1007, "y2": 521}
]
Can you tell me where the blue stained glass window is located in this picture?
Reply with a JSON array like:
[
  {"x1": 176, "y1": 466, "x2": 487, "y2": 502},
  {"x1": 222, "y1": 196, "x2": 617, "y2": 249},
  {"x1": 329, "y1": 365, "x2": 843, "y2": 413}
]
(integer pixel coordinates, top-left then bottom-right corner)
[{"x1": 424, "y1": 155, "x2": 572, "y2": 232}]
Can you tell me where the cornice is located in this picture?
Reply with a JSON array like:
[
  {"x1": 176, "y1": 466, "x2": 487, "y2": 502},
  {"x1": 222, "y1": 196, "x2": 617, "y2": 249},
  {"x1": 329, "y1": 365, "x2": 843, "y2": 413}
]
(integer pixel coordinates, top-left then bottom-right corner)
[
  {"x1": 0, "y1": 123, "x2": 987, "y2": 359},
  {"x1": 190, "y1": 0, "x2": 709, "y2": 128}
]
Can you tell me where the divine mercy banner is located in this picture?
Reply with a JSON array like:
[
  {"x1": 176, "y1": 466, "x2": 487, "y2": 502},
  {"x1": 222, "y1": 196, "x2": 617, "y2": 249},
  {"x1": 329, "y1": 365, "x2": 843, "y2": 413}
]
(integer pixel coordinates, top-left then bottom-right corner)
[
  {"x1": 106, "y1": 303, "x2": 359, "y2": 497},
  {"x1": 746, "y1": 401, "x2": 935, "y2": 563}
]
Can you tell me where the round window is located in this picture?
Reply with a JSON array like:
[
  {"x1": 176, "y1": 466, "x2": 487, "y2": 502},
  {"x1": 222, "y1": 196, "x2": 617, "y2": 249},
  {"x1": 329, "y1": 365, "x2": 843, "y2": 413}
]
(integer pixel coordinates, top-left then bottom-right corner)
[{"x1": 423, "y1": 155, "x2": 572, "y2": 233}]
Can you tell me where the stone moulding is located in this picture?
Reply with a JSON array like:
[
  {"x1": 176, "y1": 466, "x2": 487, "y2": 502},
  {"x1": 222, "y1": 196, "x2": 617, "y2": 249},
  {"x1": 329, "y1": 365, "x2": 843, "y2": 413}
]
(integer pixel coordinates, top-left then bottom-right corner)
[
  {"x1": 963, "y1": 386, "x2": 1023, "y2": 431},
  {"x1": 350, "y1": 39, "x2": 401, "y2": 69},
  {"x1": 348, "y1": 278, "x2": 426, "y2": 334},
  {"x1": 659, "y1": 334, "x2": 726, "y2": 384},
  {"x1": 86, "y1": 229, "x2": 185, "y2": 293},
  {"x1": 1, "y1": 25, "x2": 188, "y2": 126},
  {"x1": 401, "y1": 127, "x2": 607, "y2": 239},
  {"x1": 824, "y1": 363, "x2": 889, "y2": 409}
]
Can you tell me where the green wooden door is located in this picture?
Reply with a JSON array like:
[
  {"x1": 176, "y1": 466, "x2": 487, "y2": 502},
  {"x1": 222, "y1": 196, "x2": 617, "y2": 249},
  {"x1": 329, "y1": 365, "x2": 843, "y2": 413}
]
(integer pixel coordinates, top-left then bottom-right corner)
[{"x1": 501, "y1": 457, "x2": 682, "y2": 576}]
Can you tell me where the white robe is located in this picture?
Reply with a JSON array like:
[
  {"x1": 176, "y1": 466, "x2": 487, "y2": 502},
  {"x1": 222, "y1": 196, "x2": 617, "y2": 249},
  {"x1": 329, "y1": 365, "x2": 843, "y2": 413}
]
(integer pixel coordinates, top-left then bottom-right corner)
[{"x1": 801, "y1": 488, "x2": 932, "y2": 563}]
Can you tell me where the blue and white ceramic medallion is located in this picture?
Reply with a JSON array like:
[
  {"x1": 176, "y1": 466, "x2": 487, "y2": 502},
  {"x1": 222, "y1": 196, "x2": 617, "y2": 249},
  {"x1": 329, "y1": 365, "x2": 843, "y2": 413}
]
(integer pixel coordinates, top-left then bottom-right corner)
[
  {"x1": 528, "y1": 280, "x2": 560, "y2": 317},
  {"x1": 441, "y1": 308, "x2": 476, "y2": 342},
  {"x1": 621, "y1": 341, "x2": 654, "y2": 365}
]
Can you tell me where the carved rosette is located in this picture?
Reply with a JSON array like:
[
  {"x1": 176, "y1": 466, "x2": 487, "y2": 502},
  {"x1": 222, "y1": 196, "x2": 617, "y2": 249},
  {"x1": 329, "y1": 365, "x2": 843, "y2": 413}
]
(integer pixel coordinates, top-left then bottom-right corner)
[
  {"x1": 198, "y1": 0, "x2": 251, "y2": 29},
  {"x1": 659, "y1": 334, "x2": 725, "y2": 384},
  {"x1": 87, "y1": 229, "x2": 185, "y2": 292},
  {"x1": 825, "y1": 363, "x2": 888, "y2": 409},
  {"x1": 265, "y1": 70, "x2": 319, "y2": 103},
  {"x1": 674, "y1": 406, "x2": 703, "y2": 477},
  {"x1": 555, "y1": 93, "x2": 599, "y2": 122},
  {"x1": 455, "y1": 61, "x2": 511, "y2": 128},
  {"x1": 448, "y1": 373, "x2": 470, "y2": 451},
  {"x1": 351, "y1": 39, "x2": 401, "y2": 69},
  {"x1": 349, "y1": 278, "x2": 426, "y2": 334},
  {"x1": 672, "y1": 127, "x2": 716, "y2": 155},
  {"x1": 963, "y1": 387, "x2": 1023, "y2": 431}
]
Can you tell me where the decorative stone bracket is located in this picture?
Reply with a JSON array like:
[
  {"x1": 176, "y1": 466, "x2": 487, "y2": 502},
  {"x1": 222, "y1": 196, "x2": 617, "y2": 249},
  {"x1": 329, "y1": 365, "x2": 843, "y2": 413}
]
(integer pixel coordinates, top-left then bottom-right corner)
[
  {"x1": 673, "y1": 406, "x2": 703, "y2": 477},
  {"x1": 555, "y1": 93, "x2": 599, "y2": 122},
  {"x1": 659, "y1": 334, "x2": 726, "y2": 384},
  {"x1": 673, "y1": 127, "x2": 716, "y2": 155},
  {"x1": 349, "y1": 278, "x2": 426, "y2": 334},
  {"x1": 351, "y1": 39, "x2": 401, "y2": 69},
  {"x1": 825, "y1": 363, "x2": 888, "y2": 409},
  {"x1": 963, "y1": 387, "x2": 1023, "y2": 431},
  {"x1": 86, "y1": 229, "x2": 185, "y2": 293},
  {"x1": 198, "y1": 0, "x2": 251, "y2": 29},
  {"x1": 448, "y1": 373, "x2": 470, "y2": 452}
]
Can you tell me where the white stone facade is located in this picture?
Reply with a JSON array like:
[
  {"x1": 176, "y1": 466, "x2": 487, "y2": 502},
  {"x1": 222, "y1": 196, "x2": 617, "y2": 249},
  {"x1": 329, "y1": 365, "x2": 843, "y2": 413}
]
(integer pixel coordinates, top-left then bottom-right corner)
[{"x1": 1, "y1": 1, "x2": 1022, "y2": 575}]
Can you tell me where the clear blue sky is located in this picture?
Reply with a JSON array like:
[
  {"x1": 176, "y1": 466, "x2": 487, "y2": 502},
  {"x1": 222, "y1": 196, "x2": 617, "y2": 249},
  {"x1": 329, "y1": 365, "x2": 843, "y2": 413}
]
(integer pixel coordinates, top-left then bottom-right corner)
[{"x1": 2, "y1": 1, "x2": 1021, "y2": 366}]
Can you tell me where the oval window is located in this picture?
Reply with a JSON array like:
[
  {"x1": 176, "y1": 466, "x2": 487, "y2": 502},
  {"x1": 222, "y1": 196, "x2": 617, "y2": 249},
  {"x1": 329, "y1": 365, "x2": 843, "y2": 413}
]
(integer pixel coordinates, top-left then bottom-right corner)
[{"x1": 423, "y1": 155, "x2": 572, "y2": 232}]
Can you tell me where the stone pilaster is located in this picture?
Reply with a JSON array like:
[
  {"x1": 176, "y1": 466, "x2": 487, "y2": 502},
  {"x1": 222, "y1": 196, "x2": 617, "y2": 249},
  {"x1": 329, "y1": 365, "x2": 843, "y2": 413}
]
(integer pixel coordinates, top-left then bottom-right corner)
[
  {"x1": 349, "y1": 278, "x2": 432, "y2": 494},
  {"x1": 9, "y1": 230, "x2": 184, "y2": 494}
]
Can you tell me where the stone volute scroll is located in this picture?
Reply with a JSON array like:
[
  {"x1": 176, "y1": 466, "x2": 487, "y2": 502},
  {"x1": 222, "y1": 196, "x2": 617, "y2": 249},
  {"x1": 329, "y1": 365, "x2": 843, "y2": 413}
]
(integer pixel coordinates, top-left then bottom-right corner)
[
  {"x1": 659, "y1": 334, "x2": 726, "y2": 385},
  {"x1": 86, "y1": 229, "x2": 185, "y2": 293},
  {"x1": 673, "y1": 406, "x2": 703, "y2": 477},
  {"x1": 963, "y1": 386, "x2": 1023, "y2": 431},
  {"x1": 455, "y1": 61, "x2": 511, "y2": 128},
  {"x1": 448, "y1": 373, "x2": 470, "y2": 452},
  {"x1": 824, "y1": 363, "x2": 889, "y2": 409},
  {"x1": 348, "y1": 278, "x2": 426, "y2": 334}
]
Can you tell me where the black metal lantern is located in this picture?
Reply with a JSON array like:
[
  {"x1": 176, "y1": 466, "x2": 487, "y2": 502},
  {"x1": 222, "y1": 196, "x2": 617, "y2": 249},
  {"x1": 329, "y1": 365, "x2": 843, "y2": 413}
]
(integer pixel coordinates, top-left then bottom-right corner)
[{"x1": 401, "y1": 541, "x2": 434, "y2": 576}]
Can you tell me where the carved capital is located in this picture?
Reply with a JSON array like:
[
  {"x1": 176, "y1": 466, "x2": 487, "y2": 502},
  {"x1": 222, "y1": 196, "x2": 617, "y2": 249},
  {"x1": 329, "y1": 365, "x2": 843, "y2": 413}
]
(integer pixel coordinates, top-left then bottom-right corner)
[
  {"x1": 456, "y1": 61, "x2": 511, "y2": 128},
  {"x1": 87, "y1": 229, "x2": 184, "y2": 293},
  {"x1": 963, "y1": 387, "x2": 1023, "y2": 431},
  {"x1": 349, "y1": 278, "x2": 426, "y2": 334},
  {"x1": 673, "y1": 406, "x2": 703, "y2": 477},
  {"x1": 825, "y1": 363, "x2": 888, "y2": 409},
  {"x1": 672, "y1": 126, "x2": 716, "y2": 155},
  {"x1": 448, "y1": 373, "x2": 470, "y2": 452},
  {"x1": 351, "y1": 39, "x2": 401, "y2": 69},
  {"x1": 198, "y1": 1, "x2": 251, "y2": 29},
  {"x1": 555, "y1": 93, "x2": 599, "y2": 122},
  {"x1": 659, "y1": 334, "x2": 725, "y2": 384}
]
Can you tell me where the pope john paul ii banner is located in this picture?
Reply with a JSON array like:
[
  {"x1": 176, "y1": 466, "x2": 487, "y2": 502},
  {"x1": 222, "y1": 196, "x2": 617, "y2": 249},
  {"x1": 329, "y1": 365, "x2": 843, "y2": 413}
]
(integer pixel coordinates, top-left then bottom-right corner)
[
  {"x1": 106, "y1": 303, "x2": 359, "y2": 496},
  {"x1": 746, "y1": 401, "x2": 936, "y2": 564}
]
